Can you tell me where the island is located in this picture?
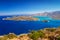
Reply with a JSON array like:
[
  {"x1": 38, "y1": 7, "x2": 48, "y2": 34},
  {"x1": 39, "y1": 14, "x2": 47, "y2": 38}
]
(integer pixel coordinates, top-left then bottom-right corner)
[
  {"x1": 42, "y1": 20, "x2": 50, "y2": 22},
  {"x1": 2, "y1": 16, "x2": 38, "y2": 21},
  {"x1": 0, "y1": 27, "x2": 60, "y2": 40}
]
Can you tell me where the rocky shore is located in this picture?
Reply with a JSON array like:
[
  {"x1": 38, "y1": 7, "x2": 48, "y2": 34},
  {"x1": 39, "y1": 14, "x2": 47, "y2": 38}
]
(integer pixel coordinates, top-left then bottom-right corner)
[{"x1": 0, "y1": 27, "x2": 60, "y2": 40}]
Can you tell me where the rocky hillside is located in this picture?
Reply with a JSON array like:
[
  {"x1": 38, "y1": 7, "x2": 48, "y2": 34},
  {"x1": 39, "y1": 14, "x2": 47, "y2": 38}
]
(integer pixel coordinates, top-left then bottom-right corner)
[
  {"x1": 48, "y1": 11, "x2": 60, "y2": 19},
  {"x1": 32, "y1": 11, "x2": 60, "y2": 19}
]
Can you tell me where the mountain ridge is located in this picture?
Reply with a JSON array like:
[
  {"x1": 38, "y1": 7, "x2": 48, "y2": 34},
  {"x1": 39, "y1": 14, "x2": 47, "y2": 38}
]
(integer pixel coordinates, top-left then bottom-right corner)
[{"x1": 32, "y1": 11, "x2": 60, "y2": 19}]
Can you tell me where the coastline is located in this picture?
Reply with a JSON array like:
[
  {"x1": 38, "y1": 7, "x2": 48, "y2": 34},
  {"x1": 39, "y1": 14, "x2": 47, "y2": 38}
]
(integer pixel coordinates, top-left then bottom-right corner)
[{"x1": 0, "y1": 27, "x2": 60, "y2": 40}]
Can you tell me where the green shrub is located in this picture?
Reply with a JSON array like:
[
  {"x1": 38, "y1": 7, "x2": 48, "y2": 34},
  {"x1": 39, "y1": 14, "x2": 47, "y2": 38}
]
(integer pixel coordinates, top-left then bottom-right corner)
[
  {"x1": 38, "y1": 30, "x2": 45, "y2": 38},
  {"x1": 57, "y1": 36, "x2": 60, "y2": 40},
  {"x1": 7, "y1": 33, "x2": 17, "y2": 39},
  {"x1": 28, "y1": 30, "x2": 45, "y2": 40}
]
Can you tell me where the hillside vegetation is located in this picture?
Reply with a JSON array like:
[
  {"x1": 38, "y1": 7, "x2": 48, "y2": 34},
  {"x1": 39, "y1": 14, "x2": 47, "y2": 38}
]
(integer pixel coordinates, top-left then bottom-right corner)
[{"x1": 0, "y1": 27, "x2": 60, "y2": 40}]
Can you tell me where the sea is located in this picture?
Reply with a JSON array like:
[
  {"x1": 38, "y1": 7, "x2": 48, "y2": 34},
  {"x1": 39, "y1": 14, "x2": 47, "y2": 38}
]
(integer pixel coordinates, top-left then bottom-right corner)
[{"x1": 0, "y1": 16, "x2": 60, "y2": 35}]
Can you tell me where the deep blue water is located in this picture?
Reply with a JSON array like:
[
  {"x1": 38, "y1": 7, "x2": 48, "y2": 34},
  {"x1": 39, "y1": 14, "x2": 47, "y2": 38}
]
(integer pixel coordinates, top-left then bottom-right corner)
[{"x1": 0, "y1": 16, "x2": 60, "y2": 35}]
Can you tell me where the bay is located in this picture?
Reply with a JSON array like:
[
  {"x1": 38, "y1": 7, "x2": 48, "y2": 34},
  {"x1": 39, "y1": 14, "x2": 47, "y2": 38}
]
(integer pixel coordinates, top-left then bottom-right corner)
[{"x1": 0, "y1": 16, "x2": 60, "y2": 35}]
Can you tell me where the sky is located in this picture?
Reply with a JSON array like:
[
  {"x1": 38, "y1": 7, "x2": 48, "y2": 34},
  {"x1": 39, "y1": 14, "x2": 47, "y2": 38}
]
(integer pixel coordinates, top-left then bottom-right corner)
[{"x1": 0, "y1": 0, "x2": 60, "y2": 15}]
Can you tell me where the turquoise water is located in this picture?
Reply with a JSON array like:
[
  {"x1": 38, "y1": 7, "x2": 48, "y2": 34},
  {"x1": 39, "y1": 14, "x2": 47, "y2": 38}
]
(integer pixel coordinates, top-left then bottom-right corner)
[{"x1": 34, "y1": 16, "x2": 53, "y2": 21}]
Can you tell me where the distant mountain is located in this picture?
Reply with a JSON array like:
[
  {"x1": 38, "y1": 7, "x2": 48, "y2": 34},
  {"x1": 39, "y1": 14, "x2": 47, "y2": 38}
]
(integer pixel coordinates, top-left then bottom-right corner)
[
  {"x1": 48, "y1": 11, "x2": 60, "y2": 19},
  {"x1": 31, "y1": 12, "x2": 48, "y2": 16},
  {"x1": 32, "y1": 11, "x2": 60, "y2": 19}
]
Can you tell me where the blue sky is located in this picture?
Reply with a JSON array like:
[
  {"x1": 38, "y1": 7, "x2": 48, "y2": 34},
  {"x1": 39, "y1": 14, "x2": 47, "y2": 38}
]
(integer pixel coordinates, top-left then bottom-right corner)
[{"x1": 0, "y1": 0, "x2": 60, "y2": 15}]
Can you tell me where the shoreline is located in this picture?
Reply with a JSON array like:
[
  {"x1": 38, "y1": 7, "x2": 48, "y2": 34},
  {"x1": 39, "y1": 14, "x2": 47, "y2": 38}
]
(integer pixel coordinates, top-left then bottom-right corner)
[{"x1": 0, "y1": 27, "x2": 60, "y2": 40}]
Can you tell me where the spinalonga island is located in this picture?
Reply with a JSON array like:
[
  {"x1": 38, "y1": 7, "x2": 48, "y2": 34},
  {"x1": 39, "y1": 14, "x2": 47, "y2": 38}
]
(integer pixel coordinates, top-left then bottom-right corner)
[{"x1": 2, "y1": 16, "x2": 38, "y2": 21}]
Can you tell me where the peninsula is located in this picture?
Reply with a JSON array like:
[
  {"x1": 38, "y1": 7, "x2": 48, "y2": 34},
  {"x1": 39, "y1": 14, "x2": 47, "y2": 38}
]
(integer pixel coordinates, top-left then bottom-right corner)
[{"x1": 3, "y1": 16, "x2": 38, "y2": 21}]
